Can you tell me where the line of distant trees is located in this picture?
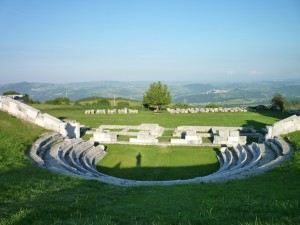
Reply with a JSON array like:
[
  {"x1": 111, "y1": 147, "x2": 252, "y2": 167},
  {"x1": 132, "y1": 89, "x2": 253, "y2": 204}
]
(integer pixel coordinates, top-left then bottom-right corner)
[{"x1": 2, "y1": 88, "x2": 300, "y2": 111}]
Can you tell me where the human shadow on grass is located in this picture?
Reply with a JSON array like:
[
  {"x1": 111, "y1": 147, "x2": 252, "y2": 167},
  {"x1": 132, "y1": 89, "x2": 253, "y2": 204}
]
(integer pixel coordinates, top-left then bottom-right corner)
[
  {"x1": 97, "y1": 162, "x2": 219, "y2": 181},
  {"x1": 136, "y1": 152, "x2": 142, "y2": 167}
]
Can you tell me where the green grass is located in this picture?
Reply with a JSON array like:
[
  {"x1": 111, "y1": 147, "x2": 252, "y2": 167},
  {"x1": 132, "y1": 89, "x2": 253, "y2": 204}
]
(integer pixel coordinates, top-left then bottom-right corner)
[
  {"x1": 97, "y1": 145, "x2": 219, "y2": 180},
  {"x1": 158, "y1": 129, "x2": 174, "y2": 142},
  {"x1": 117, "y1": 135, "x2": 135, "y2": 142},
  {"x1": 1, "y1": 110, "x2": 300, "y2": 225},
  {"x1": 107, "y1": 128, "x2": 124, "y2": 132},
  {"x1": 81, "y1": 133, "x2": 92, "y2": 141},
  {"x1": 202, "y1": 136, "x2": 213, "y2": 143},
  {"x1": 127, "y1": 129, "x2": 140, "y2": 132},
  {"x1": 33, "y1": 104, "x2": 290, "y2": 130}
]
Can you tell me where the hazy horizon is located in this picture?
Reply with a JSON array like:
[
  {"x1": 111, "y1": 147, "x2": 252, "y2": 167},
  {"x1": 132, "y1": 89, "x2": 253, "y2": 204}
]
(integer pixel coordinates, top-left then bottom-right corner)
[{"x1": 1, "y1": 0, "x2": 299, "y2": 84}]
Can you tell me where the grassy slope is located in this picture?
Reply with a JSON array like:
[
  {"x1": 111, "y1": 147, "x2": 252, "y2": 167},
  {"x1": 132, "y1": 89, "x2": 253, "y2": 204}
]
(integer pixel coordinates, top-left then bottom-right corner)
[
  {"x1": 97, "y1": 145, "x2": 219, "y2": 181},
  {"x1": 33, "y1": 104, "x2": 289, "y2": 129},
  {"x1": 0, "y1": 110, "x2": 300, "y2": 225}
]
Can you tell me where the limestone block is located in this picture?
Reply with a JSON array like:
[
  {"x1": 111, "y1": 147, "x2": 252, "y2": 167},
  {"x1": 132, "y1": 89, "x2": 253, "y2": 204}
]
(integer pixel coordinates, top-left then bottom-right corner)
[
  {"x1": 186, "y1": 130, "x2": 197, "y2": 136},
  {"x1": 185, "y1": 135, "x2": 199, "y2": 141},
  {"x1": 137, "y1": 134, "x2": 155, "y2": 140},
  {"x1": 93, "y1": 132, "x2": 117, "y2": 142},
  {"x1": 26, "y1": 108, "x2": 40, "y2": 120},
  {"x1": 43, "y1": 113, "x2": 61, "y2": 131},
  {"x1": 59, "y1": 123, "x2": 68, "y2": 137},
  {"x1": 228, "y1": 136, "x2": 239, "y2": 143},
  {"x1": 219, "y1": 130, "x2": 229, "y2": 137},
  {"x1": 213, "y1": 135, "x2": 221, "y2": 144},
  {"x1": 129, "y1": 138, "x2": 158, "y2": 144},
  {"x1": 229, "y1": 130, "x2": 239, "y2": 137},
  {"x1": 239, "y1": 136, "x2": 247, "y2": 145},
  {"x1": 294, "y1": 117, "x2": 300, "y2": 130},
  {"x1": 16, "y1": 110, "x2": 27, "y2": 120},
  {"x1": 8, "y1": 101, "x2": 20, "y2": 115},
  {"x1": 171, "y1": 139, "x2": 187, "y2": 144},
  {"x1": 35, "y1": 115, "x2": 45, "y2": 127},
  {"x1": 220, "y1": 147, "x2": 227, "y2": 153},
  {"x1": 265, "y1": 125, "x2": 273, "y2": 139},
  {"x1": 283, "y1": 120, "x2": 295, "y2": 131}
]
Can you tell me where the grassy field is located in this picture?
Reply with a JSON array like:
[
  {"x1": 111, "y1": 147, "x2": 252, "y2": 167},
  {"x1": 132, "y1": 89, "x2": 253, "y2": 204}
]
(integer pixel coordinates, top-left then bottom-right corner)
[
  {"x1": 33, "y1": 104, "x2": 289, "y2": 130},
  {"x1": 97, "y1": 145, "x2": 219, "y2": 181},
  {"x1": 1, "y1": 110, "x2": 300, "y2": 224}
]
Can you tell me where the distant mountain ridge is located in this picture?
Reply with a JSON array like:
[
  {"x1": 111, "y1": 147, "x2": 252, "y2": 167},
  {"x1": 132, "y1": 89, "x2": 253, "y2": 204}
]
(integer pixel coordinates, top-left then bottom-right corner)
[{"x1": 0, "y1": 80, "x2": 299, "y2": 106}]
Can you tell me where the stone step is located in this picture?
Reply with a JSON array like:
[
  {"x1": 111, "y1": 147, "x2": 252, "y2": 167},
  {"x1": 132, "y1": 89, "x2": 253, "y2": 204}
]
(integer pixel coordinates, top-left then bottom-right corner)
[{"x1": 28, "y1": 132, "x2": 294, "y2": 186}]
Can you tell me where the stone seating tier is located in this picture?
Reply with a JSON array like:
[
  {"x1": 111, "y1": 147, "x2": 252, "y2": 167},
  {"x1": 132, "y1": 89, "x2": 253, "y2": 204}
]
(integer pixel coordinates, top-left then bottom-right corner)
[{"x1": 28, "y1": 131, "x2": 294, "y2": 186}]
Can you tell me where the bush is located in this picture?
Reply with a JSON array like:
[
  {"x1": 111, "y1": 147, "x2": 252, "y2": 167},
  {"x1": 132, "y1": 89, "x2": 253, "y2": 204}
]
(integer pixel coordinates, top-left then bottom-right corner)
[
  {"x1": 45, "y1": 98, "x2": 70, "y2": 105},
  {"x1": 97, "y1": 99, "x2": 111, "y2": 107},
  {"x1": 172, "y1": 103, "x2": 190, "y2": 109},
  {"x1": 117, "y1": 101, "x2": 130, "y2": 108},
  {"x1": 205, "y1": 103, "x2": 224, "y2": 108}
]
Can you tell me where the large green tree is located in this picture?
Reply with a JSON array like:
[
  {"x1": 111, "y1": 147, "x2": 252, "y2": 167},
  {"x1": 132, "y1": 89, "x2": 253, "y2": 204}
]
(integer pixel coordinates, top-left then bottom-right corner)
[
  {"x1": 271, "y1": 93, "x2": 286, "y2": 111},
  {"x1": 143, "y1": 81, "x2": 172, "y2": 110}
]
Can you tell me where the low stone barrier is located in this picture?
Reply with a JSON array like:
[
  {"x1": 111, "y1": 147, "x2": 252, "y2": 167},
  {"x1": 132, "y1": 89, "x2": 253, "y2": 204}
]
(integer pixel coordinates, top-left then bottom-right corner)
[
  {"x1": 167, "y1": 107, "x2": 250, "y2": 114},
  {"x1": 85, "y1": 108, "x2": 138, "y2": 114}
]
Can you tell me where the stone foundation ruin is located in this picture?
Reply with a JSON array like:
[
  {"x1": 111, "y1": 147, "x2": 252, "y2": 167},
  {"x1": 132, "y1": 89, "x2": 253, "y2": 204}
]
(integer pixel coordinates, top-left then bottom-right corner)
[
  {"x1": 2, "y1": 95, "x2": 299, "y2": 186},
  {"x1": 0, "y1": 96, "x2": 80, "y2": 138},
  {"x1": 265, "y1": 115, "x2": 300, "y2": 139}
]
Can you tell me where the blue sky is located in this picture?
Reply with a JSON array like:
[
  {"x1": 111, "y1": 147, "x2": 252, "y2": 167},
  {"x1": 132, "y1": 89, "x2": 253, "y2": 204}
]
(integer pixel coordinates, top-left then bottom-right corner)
[{"x1": 0, "y1": 0, "x2": 299, "y2": 83}]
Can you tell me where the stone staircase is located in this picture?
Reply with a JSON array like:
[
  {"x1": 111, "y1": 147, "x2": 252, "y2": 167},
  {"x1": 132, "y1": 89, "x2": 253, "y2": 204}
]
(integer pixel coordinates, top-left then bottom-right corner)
[{"x1": 28, "y1": 133, "x2": 294, "y2": 186}]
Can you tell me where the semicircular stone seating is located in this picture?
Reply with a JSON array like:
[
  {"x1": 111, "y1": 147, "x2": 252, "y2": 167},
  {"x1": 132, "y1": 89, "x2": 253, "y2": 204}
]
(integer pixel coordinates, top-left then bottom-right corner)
[{"x1": 28, "y1": 132, "x2": 294, "y2": 186}]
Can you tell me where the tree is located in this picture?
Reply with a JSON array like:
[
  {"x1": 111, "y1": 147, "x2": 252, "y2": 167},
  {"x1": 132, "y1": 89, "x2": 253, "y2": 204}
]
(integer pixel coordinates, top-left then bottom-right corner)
[
  {"x1": 271, "y1": 93, "x2": 286, "y2": 111},
  {"x1": 143, "y1": 81, "x2": 172, "y2": 111},
  {"x1": 3, "y1": 91, "x2": 20, "y2": 95},
  {"x1": 97, "y1": 98, "x2": 111, "y2": 107}
]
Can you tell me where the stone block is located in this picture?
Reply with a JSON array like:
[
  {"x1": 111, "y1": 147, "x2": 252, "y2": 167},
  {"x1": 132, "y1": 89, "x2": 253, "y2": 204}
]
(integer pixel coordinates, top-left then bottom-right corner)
[
  {"x1": 220, "y1": 147, "x2": 227, "y2": 153},
  {"x1": 129, "y1": 138, "x2": 158, "y2": 144},
  {"x1": 219, "y1": 130, "x2": 229, "y2": 137},
  {"x1": 93, "y1": 131, "x2": 117, "y2": 143},
  {"x1": 8, "y1": 101, "x2": 20, "y2": 115},
  {"x1": 186, "y1": 130, "x2": 197, "y2": 136},
  {"x1": 229, "y1": 130, "x2": 239, "y2": 137},
  {"x1": 185, "y1": 135, "x2": 199, "y2": 141},
  {"x1": 228, "y1": 136, "x2": 239, "y2": 142},
  {"x1": 26, "y1": 108, "x2": 40, "y2": 120},
  {"x1": 171, "y1": 139, "x2": 187, "y2": 144}
]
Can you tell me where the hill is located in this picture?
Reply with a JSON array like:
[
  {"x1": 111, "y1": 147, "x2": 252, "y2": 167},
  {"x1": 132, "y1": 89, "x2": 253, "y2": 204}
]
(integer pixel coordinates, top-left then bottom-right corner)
[{"x1": 0, "y1": 80, "x2": 300, "y2": 106}]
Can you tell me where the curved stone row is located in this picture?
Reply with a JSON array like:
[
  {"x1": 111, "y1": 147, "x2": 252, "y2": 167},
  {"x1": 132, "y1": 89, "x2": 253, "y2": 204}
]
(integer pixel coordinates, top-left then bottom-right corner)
[{"x1": 28, "y1": 133, "x2": 294, "y2": 186}]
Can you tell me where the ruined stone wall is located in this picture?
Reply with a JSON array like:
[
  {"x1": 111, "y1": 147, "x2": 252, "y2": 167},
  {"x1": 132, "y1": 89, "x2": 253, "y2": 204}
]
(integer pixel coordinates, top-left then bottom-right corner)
[
  {"x1": 265, "y1": 115, "x2": 300, "y2": 139},
  {"x1": 0, "y1": 96, "x2": 79, "y2": 138}
]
